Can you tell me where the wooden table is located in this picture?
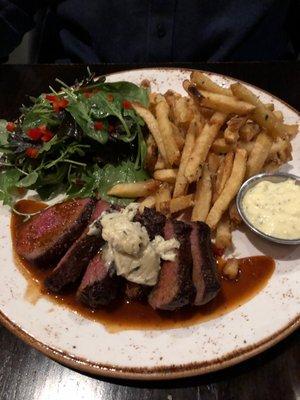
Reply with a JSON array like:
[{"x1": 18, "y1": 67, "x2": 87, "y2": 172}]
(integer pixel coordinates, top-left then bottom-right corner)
[{"x1": 0, "y1": 62, "x2": 299, "y2": 400}]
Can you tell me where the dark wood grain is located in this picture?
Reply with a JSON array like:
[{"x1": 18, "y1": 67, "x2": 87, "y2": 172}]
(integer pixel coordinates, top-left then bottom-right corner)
[{"x1": 0, "y1": 62, "x2": 299, "y2": 400}]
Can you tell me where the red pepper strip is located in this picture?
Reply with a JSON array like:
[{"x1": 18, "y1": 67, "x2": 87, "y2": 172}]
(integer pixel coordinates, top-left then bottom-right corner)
[
  {"x1": 122, "y1": 100, "x2": 132, "y2": 109},
  {"x1": 94, "y1": 121, "x2": 104, "y2": 131},
  {"x1": 45, "y1": 94, "x2": 69, "y2": 112},
  {"x1": 26, "y1": 148, "x2": 39, "y2": 158},
  {"x1": 6, "y1": 122, "x2": 16, "y2": 132},
  {"x1": 83, "y1": 91, "x2": 93, "y2": 98},
  {"x1": 107, "y1": 94, "x2": 114, "y2": 102},
  {"x1": 27, "y1": 128, "x2": 43, "y2": 140}
]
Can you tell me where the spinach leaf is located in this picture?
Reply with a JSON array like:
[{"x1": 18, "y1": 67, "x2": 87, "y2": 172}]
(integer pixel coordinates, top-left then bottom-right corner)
[
  {"x1": 98, "y1": 81, "x2": 149, "y2": 107},
  {"x1": 16, "y1": 171, "x2": 39, "y2": 188},
  {"x1": 0, "y1": 170, "x2": 22, "y2": 205},
  {"x1": 0, "y1": 119, "x2": 9, "y2": 145}
]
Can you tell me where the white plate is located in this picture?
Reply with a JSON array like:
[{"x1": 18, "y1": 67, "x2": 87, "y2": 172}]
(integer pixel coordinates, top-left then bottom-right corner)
[{"x1": 0, "y1": 68, "x2": 299, "y2": 380}]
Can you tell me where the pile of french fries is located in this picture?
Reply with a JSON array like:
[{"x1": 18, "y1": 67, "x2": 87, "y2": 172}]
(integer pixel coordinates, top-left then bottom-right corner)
[{"x1": 108, "y1": 71, "x2": 298, "y2": 253}]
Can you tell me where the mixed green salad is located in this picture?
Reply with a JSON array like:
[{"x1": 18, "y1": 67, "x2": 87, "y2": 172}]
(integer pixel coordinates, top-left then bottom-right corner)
[{"x1": 0, "y1": 73, "x2": 150, "y2": 206}]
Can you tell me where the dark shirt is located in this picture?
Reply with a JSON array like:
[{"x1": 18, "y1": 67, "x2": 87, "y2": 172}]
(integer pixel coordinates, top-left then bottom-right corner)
[{"x1": 0, "y1": 0, "x2": 298, "y2": 63}]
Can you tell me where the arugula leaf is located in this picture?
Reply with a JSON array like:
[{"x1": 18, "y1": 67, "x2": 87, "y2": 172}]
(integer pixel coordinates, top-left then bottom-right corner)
[
  {"x1": 0, "y1": 170, "x2": 22, "y2": 205},
  {"x1": 16, "y1": 171, "x2": 39, "y2": 188},
  {"x1": 98, "y1": 81, "x2": 149, "y2": 107},
  {"x1": 21, "y1": 96, "x2": 60, "y2": 131},
  {"x1": 0, "y1": 119, "x2": 9, "y2": 145},
  {"x1": 66, "y1": 96, "x2": 108, "y2": 144}
]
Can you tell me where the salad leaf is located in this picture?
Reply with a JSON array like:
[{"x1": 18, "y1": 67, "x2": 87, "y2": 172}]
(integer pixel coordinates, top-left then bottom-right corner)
[
  {"x1": 0, "y1": 119, "x2": 9, "y2": 145},
  {"x1": 0, "y1": 170, "x2": 22, "y2": 205},
  {"x1": 21, "y1": 96, "x2": 60, "y2": 131},
  {"x1": 68, "y1": 161, "x2": 149, "y2": 206}
]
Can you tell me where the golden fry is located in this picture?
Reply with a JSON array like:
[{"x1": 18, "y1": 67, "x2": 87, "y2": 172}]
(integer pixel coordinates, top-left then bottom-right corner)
[
  {"x1": 108, "y1": 180, "x2": 159, "y2": 198},
  {"x1": 171, "y1": 122, "x2": 185, "y2": 150},
  {"x1": 191, "y1": 71, "x2": 233, "y2": 96},
  {"x1": 213, "y1": 152, "x2": 234, "y2": 204},
  {"x1": 184, "y1": 112, "x2": 226, "y2": 183},
  {"x1": 273, "y1": 110, "x2": 283, "y2": 122},
  {"x1": 223, "y1": 258, "x2": 239, "y2": 280},
  {"x1": 155, "y1": 99, "x2": 181, "y2": 166},
  {"x1": 169, "y1": 194, "x2": 194, "y2": 214},
  {"x1": 191, "y1": 164, "x2": 212, "y2": 222},
  {"x1": 198, "y1": 90, "x2": 255, "y2": 115},
  {"x1": 224, "y1": 116, "x2": 246, "y2": 144},
  {"x1": 207, "y1": 153, "x2": 221, "y2": 175},
  {"x1": 173, "y1": 119, "x2": 196, "y2": 197},
  {"x1": 215, "y1": 215, "x2": 232, "y2": 250},
  {"x1": 231, "y1": 82, "x2": 286, "y2": 138},
  {"x1": 211, "y1": 138, "x2": 236, "y2": 154},
  {"x1": 139, "y1": 194, "x2": 156, "y2": 213},
  {"x1": 246, "y1": 131, "x2": 273, "y2": 178},
  {"x1": 206, "y1": 148, "x2": 247, "y2": 229},
  {"x1": 154, "y1": 153, "x2": 166, "y2": 170},
  {"x1": 155, "y1": 182, "x2": 171, "y2": 214},
  {"x1": 131, "y1": 102, "x2": 169, "y2": 166},
  {"x1": 153, "y1": 168, "x2": 178, "y2": 183},
  {"x1": 239, "y1": 120, "x2": 260, "y2": 142},
  {"x1": 229, "y1": 202, "x2": 242, "y2": 225}
]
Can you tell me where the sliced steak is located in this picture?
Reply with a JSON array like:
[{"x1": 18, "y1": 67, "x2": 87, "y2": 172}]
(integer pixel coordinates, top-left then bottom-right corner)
[
  {"x1": 124, "y1": 281, "x2": 150, "y2": 301},
  {"x1": 77, "y1": 254, "x2": 119, "y2": 308},
  {"x1": 190, "y1": 222, "x2": 220, "y2": 305},
  {"x1": 148, "y1": 220, "x2": 195, "y2": 310},
  {"x1": 45, "y1": 200, "x2": 110, "y2": 293},
  {"x1": 15, "y1": 198, "x2": 95, "y2": 267},
  {"x1": 134, "y1": 207, "x2": 166, "y2": 240}
]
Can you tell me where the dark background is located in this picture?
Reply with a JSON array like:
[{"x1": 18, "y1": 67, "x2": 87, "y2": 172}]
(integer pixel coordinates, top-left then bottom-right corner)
[{"x1": 0, "y1": 62, "x2": 299, "y2": 400}]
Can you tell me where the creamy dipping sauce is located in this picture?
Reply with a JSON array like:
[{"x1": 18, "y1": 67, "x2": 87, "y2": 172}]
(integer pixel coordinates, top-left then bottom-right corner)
[{"x1": 242, "y1": 179, "x2": 300, "y2": 240}]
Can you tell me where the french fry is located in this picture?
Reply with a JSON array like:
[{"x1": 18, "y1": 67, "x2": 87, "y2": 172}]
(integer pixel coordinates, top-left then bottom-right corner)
[
  {"x1": 246, "y1": 131, "x2": 273, "y2": 178},
  {"x1": 197, "y1": 90, "x2": 255, "y2": 115},
  {"x1": 155, "y1": 98, "x2": 181, "y2": 166},
  {"x1": 132, "y1": 102, "x2": 169, "y2": 166},
  {"x1": 229, "y1": 202, "x2": 242, "y2": 225},
  {"x1": 273, "y1": 110, "x2": 283, "y2": 122},
  {"x1": 206, "y1": 148, "x2": 247, "y2": 229},
  {"x1": 265, "y1": 103, "x2": 274, "y2": 111},
  {"x1": 144, "y1": 133, "x2": 157, "y2": 173},
  {"x1": 191, "y1": 71, "x2": 233, "y2": 96},
  {"x1": 213, "y1": 152, "x2": 234, "y2": 204},
  {"x1": 224, "y1": 116, "x2": 246, "y2": 144},
  {"x1": 169, "y1": 194, "x2": 194, "y2": 214},
  {"x1": 231, "y1": 82, "x2": 286, "y2": 138},
  {"x1": 155, "y1": 183, "x2": 172, "y2": 214},
  {"x1": 173, "y1": 96, "x2": 193, "y2": 126},
  {"x1": 237, "y1": 140, "x2": 255, "y2": 154},
  {"x1": 173, "y1": 119, "x2": 196, "y2": 197},
  {"x1": 139, "y1": 194, "x2": 156, "y2": 213},
  {"x1": 153, "y1": 168, "x2": 178, "y2": 183},
  {"x1": 108, "y1": 179, "x2": 159, "y2": 198},
  {"x1": 184, "y1": 111, "x2": 226, "y2": 183},
  {"x1": 215, "y1": 215, "x2": 232, "y2": 250},
  {"x1": 154, "y1": 153, "x2": 166, "y2": 170},
  {"x1": 283, "y1": 123, "x2": 298, "y2": 139},
  {"x1": 171, "y1": 122, "x2": 185, "y2": 150},
  {"x1": 211, "y1": 138, "x2": 236, "y2": 154},
  {"x1": 239, "y1": 120, "x2": 260, "y2": 142},
  {"x1": 191, "y1": 164, "x2": 212, "y2": 222},
  {"x1": 207, "y1": 153, "x2": 221, "y2": 175},
  {"x1": 223, "y1": 258, "x2": 239, "y2": 280}
]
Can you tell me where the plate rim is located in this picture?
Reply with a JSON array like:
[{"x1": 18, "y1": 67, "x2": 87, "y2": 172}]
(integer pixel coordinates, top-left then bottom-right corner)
[{"x1": 0, "y1": 67, "x2": 299, "y2": 380}]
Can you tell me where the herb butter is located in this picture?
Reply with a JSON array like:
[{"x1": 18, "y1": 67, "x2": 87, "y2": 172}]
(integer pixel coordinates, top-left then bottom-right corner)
[
  {"x1": 242, "y1": 179, "x2": 300, "y2": 240},
  {"x1": 100, "y1": 203, "x2": 179, "y2": 286}
]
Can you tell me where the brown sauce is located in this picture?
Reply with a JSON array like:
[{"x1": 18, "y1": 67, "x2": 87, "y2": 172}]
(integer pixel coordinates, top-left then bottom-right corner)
[{"x1": 11, "y1": 199, "x2": 275, "y2": 332}]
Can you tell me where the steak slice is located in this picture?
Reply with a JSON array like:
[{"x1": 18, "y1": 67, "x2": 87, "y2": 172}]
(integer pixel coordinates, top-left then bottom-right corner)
[
  {"x1": 15, "y1": 198, "x2": 95, "y2": 267},
  {"x1": 77, "y1": 254, "x2": 119, "y2": 308},
  {"x1": 134, "y1": 207, "x2": 166, "y2": 240},
  {"x1": 190, "y1": 222, "x2": 220, "y2": 305},
  {"x1": 45, "y1": 200, "x2": 110, "y2": 293},
  {"x1": 124, "y1": 281, "x2": 150, "y2": 301},
  {"x1": 148, "y1": 220, "x2": 195, "y2": 310}
]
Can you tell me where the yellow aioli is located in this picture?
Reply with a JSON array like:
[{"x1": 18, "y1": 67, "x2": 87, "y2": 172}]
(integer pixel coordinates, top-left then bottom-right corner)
[{"x1": 242, "y1": 179, "x2": 300, "y2": 240}]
